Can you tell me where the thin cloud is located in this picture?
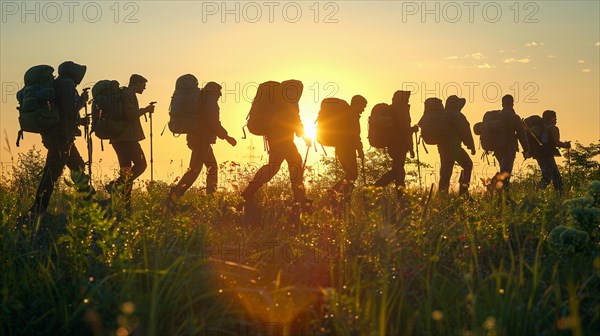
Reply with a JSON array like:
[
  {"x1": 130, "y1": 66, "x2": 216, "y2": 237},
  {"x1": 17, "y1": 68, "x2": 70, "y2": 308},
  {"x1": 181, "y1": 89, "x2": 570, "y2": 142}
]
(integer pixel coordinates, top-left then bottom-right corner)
[
  {"x1": 445, "y1": 56, "x2": 459, "y2": 60},
  {"x1": 525, "y1": 42, "x2": 544, "y2": 47},
  {"x1": 595, "y1": 41, "x2": 600, "y2": 47},
  {"x1": 547, "y1": 55, "x2": 557, "y2": 58},
  {"x1": 477, "y1": 63, "x2": 496, "y2": 69},
  {"x1": 504, "y1": 58, "x2": 531, "y2": 64},
  {"x1": 465, "y1": 52, "x2": 487, "y2": 60},
  {"x1": 582, "y1": 69, "x2": 591, "y2": 73},
  {"x1": 578, "y1": 60, "x2": 585, "y2": 64}
]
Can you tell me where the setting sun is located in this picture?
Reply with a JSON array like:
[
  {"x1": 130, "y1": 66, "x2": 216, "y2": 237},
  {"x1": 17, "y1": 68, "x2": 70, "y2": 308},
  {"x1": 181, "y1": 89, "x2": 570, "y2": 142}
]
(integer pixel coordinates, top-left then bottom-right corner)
[{"x1": 1, "y1": 1, "x2": 598, "y2": 335}]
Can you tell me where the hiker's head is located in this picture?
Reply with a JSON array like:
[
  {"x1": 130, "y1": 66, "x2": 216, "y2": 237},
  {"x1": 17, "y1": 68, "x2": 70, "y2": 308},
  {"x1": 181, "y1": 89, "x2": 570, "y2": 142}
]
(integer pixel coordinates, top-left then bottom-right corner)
[
  {"x1": 350, "y1": 95, "x2": 368, "y2": 114},
  {"x1": 424, "y1": 97, "x2": 444, "y2": 113},
  {"x1": 543, "y1": 110, "x2": 557, "y2": 125},
  {"x1": 445, "y1": 95, "x2": 466, "y2": 111},
  {"x1": 203, "y1": 82, "x2": 222, "y2": 100},
  {"x1": 281, "y1": 80, "x2": 303, "y2": 103},
  {"x1": 502, "y1": 95, "x2": 514, "y2": 109},
  {"x1": 58, "y1": 61, "x2": 87, "y2": 85},
  {"x1": 392, "y1": 90, "x2": 410, "y2": 105},
  {"x1": 129, "y1": 74, "x2": 148, "y2": 94},
  {"x1": 175, "y1": 74, "x2": 199, "y2": 90}
]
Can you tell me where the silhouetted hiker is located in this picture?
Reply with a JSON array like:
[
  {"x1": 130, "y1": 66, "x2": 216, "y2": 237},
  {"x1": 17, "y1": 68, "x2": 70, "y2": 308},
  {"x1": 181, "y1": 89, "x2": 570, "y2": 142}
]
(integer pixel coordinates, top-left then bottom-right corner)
[
  {"x1": 534, "y1": 110, "x2": 570, "y2": 195},
  {"x1": 169, "y1": 82, "x2": 236, "y2": 200},
  {"x1": 241, "y1": 80, "x2": 312, "y2": 208},
  {"x1": 439, "y1": 95, "x2": 475, "y2": 195},
  {"x1": 474, "y1": 95, "x2": 530, "y2": 194},
  {"x1": 29, "y1": 61, "x2": 92, "y2": 216},
  {"x1": 374, "y1": 90, "x2": 417, "y2": 197},
  {"x1": 493, "y1": 95, "x2": 530, "y2": 192},
  {"x1": 325, "y1": 95, "x2": 368, "y2": 203},
  {"x1": 105, "y1": 74, "x2": 155, "y2": 214}
]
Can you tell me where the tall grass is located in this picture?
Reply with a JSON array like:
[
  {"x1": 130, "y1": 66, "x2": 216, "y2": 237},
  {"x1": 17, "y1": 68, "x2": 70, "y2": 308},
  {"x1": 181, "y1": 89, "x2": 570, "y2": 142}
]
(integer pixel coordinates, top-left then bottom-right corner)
[{"x1": 1, "y1": 149, "x2": 599, "y2": 335}]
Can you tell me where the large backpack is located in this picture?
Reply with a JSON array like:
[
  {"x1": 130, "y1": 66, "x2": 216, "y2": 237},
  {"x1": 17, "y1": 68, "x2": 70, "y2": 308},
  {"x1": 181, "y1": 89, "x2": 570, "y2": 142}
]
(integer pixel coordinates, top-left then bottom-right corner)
[
  {"x1": 247, "y1": 81, "x2": 282, "y2": 136},
  {"x1": 473, "y1": 110, "x2": 508, "y2": 152},
  {"x1": 168, "y1": 74, "x2": 201, "y2": 134},
  {"x1": 523, "y1": 115, "x2": 548, "y2": 156},
  {"x1": 91, "y1": 80, "x2": 125, "y2": 139},
  {"x1": 16, "y1": 65, "x2": 59, "y2": 134},
  {"x1": 316, "y1": 98, "x2": 351, "y2": 147},
  {"x1": 418, "y1": 97, "x2": 448, "y2": 145},
  {"x1": 368, "y1": 103, "x2": 394, "y2": 148}
]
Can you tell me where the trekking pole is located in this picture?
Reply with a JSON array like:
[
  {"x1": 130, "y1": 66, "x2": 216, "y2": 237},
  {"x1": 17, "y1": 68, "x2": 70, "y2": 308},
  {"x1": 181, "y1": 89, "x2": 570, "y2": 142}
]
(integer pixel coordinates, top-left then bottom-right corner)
[
  {"x1": 82, "y1": 87, "x2": 92, "y2": 184},
  {"x1": 302, "y1": 144, "x2": 310, "y2": 171},
  {"x1": 567, "y1": 147, "x2": 572, "y2": 192},
  {"x1": 360, "y1": 155, "x2": 367, "y2": 186},
  {"x1": 521, "y1": 118, "x2": 542, "y2": 147},
  {"x1": 149, "y1": 101, "x2": 157, "y2": 182},
  {"x1": 414, "y1": 130, "x2": 422, "y2": 190}
]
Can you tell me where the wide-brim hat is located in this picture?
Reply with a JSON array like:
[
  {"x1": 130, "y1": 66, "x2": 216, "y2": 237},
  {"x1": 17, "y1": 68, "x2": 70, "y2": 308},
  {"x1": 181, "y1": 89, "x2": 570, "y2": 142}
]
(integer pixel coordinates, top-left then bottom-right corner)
[{"x1": 445, "y1": 95, "x2": 466, "y2": 110}]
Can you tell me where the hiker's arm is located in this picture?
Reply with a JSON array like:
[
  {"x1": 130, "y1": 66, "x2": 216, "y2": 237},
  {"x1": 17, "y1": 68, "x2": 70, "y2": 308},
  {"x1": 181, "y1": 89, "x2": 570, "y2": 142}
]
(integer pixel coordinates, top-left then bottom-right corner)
[
  {"x1": 460, "y1": 115, "x2": 476, "y2": 151},
  {"x1": 354, "y1": 117, "x2": 363, "y2": 151},
  {"x1": 549, "y1": 126, "x2": 571, "y2": 148},
  {"x1": 121, "y1": 91, "x2": 140, "y2": 121},
  {"x1": 210, "y1": 105, "x2": 236, "y2": 145},
  {"x1": 215, "y1": 119, "x2": 229, "y2": 140}
]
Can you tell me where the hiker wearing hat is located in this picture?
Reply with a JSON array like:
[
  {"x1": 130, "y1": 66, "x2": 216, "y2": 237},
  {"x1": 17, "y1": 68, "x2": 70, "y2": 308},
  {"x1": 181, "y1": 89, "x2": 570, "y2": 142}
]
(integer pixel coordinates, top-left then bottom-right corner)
[
  {"x1": 106, "y1": 74, "x2": 155, "y2": 214},
  {"x1": 169, "y1": 82, "x2": 237, "y2": 201},
  {"x1": 374, "y1": 90, "x2": 417, "y2": 196},
  {"x1": 535, "y1": 110, "x2": 570, "y2": 195},
  {"x1": 439, "y1": 95, "x2": 476, "y2": 195},
  {"x1": 30, "y1": 61, "x2": 92, "y2": 216}
]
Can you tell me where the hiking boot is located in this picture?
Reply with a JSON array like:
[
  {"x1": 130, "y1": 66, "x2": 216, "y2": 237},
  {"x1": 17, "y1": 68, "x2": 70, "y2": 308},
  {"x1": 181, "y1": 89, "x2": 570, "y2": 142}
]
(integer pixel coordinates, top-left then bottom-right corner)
[{"x1": 458, "y1": 184, "x2": 470, "y2": 196}]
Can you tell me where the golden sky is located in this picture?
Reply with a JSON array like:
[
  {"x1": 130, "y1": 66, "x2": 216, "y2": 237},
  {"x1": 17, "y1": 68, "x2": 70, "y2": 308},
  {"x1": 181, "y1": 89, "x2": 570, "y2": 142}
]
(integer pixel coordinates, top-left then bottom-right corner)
[{"x1": 1, "y1": 1, "x2": 599, "y2": 185}]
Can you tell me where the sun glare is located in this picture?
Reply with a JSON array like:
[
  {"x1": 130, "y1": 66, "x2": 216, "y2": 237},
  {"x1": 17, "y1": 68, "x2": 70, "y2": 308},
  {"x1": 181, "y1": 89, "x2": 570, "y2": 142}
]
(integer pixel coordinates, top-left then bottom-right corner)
[{"x1": 304, "y1": 122, "x2": 317, "y2": 141}]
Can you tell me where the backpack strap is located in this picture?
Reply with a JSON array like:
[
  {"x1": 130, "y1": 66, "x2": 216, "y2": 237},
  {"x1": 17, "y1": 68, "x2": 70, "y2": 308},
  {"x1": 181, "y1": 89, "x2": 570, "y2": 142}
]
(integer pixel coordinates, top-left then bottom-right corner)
[{"x1": 15, "y1": 130, "x2": 23, "y2": 147}]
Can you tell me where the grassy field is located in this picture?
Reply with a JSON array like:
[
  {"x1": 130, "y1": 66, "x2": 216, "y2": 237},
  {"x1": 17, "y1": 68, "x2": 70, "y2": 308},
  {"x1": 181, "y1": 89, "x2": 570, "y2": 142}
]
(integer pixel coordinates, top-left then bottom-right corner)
[{"x1": 1, "y1": 146, "x2": 599, "y2": 336}]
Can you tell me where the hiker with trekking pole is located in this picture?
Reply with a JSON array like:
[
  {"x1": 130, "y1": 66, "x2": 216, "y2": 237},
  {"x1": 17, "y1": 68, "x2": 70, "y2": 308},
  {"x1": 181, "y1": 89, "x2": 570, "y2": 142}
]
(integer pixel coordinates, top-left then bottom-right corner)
[
  {"x1": 82, "y1": 87, "x2": 93, "y2": 184},
  {"x1": 23, "y1": 61, "x2": 93, "y2": 219},
  {"x1": 105, "y1": 74, "x2": 154, "y2": 216},
  {"x1": 147, "y1": 101, "x2": 157, "y2": 182},
  {"x1": 241, "y1": 80, "x2": 313, "y2": 211}
]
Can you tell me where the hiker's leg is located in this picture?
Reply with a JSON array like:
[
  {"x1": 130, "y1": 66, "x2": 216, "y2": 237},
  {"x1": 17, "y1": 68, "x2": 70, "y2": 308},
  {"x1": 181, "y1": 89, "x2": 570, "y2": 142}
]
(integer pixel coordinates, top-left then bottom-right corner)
[
  {"x1": 437, "y1": 143, "x2": 453, "y2": 193},
  {"x1": 205, "y1": 146, "x2": 218, "y2": 194},
  {"x1": 33, "y1": 139, "x2": 68, "y2": 213},
  {"x1": 456, "y1": 147, "x2": 473, "y2": 193},
  {"x1": 242, "y1": 142, "x2": 285, "y2": 200},
  {"x1": 170, "y1": 143, "x2": 209, "y2": 199},
  {"x1": 283, "y1": 142, "x2": 309, "y2": 202}
]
